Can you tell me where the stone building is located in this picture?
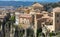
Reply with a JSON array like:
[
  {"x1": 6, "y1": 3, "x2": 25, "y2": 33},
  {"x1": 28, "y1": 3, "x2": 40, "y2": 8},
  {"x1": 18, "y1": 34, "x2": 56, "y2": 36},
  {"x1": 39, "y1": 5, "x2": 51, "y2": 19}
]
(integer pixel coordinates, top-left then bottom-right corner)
[
  {"x1": 15, "y1": 3, "x2": 60, "y2": 34},
  {"x1": 53, "y1": 7, "x2": 60, "y2": 32}
]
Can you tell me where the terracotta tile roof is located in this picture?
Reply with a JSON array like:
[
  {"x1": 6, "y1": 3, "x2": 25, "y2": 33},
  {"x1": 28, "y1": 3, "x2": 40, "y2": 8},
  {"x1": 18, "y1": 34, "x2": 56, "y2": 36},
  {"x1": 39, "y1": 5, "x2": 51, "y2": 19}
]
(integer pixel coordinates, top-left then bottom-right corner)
[
  {"x1": 42, "y1": 11, "x2": 48, "y2": 13},
  {"x1": 53, "y1": 7, "x2": 60, "y2": 12},
  {"x1": 19, "y1": 14, "x2": 32, "y2": 19},
  {"x1": 37, "y1": 18, "x2": 48, "y2": 21},
  {"x1": 32, "y1": 3, "x2": 43, "y2": 7}
]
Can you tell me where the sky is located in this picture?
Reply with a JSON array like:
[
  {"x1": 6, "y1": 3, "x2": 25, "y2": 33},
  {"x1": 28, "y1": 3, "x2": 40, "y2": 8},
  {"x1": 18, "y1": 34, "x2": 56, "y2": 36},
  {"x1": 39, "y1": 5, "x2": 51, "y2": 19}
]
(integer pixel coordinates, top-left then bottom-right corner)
[{"x1": 0, "y1": 0, "x2": 60, "y2": 2}]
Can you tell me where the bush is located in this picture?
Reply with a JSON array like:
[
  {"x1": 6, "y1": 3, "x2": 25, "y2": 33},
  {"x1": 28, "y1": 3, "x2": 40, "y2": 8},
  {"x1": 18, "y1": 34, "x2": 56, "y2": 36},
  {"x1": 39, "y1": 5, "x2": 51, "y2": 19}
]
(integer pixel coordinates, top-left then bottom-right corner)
[
  {"x1": 10, "y1": 16, "x2": 15, "y2": 23},
  {"x1": 49, "y1": 32, "x2": 56, "y2": 36}
]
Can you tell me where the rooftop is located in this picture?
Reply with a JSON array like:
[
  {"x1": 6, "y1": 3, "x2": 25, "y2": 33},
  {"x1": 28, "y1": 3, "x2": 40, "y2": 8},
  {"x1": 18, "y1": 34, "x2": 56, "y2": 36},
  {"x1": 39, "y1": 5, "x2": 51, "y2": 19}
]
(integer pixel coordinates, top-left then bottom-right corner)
[
  {"x1": 53, "y1": 7, "x2": 60, "y2": 12},
  {"x1": 32, "y1": 3, "x2": 43, "y2": 7}
]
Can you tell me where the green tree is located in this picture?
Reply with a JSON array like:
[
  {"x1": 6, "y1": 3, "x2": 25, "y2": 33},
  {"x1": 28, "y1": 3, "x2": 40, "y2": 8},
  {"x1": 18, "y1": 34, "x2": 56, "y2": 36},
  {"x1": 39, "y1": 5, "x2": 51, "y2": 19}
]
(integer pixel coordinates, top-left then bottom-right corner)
[{"x1": 10, "y1": 15, "x2": 15, "y2": 23}]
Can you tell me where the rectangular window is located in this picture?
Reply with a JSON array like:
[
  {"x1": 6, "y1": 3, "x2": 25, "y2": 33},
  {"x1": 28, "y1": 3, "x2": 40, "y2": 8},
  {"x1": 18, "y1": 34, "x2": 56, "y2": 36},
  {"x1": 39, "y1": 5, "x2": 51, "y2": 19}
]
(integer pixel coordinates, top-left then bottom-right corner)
[
  {"x1": 57, "y1": 14, "x2": 59, "y2": 17},
  {"x1": 24, "y1": 19, "x2": 26, "y2": 24},
  {"x1": 57, "y1": 20, "x2": 59, "y2": 23},
  {"x1": 20, "y1": 18, "x2": 23, "y2": 23},
  {"x1": 45, "y1": 20, "x2": 53, "y2": 25},
  {"x1": 0, "y1": 12, "x2": 2, "y2": 14}
]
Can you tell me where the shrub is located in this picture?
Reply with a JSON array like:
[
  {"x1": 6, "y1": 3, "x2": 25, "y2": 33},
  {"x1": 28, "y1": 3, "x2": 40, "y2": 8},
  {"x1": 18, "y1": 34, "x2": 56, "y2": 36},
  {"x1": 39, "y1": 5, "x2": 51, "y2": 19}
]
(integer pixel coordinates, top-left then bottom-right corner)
[{"x1": 49, "y1": 32, "x2": 56, "y2": 36}]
